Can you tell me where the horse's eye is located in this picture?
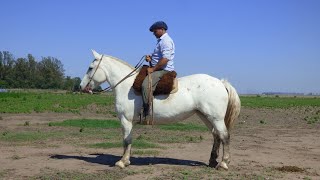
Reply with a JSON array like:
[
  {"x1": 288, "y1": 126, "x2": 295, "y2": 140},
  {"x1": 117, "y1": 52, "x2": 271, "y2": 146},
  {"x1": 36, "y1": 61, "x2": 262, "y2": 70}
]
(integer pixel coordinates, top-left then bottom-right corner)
[{"x1": 87, "y1": 67, "x2": 93, "y2": 73}]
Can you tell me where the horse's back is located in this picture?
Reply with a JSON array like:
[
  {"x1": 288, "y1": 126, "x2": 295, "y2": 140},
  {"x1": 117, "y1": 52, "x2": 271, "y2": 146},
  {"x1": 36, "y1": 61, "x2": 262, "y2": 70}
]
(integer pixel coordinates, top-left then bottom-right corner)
[
  {"x1": 178, "y1": 74, "x2": 227, "y2": 94},
  {"x1": 177, "y1": 74, "x2": 229, "y2": 111}
]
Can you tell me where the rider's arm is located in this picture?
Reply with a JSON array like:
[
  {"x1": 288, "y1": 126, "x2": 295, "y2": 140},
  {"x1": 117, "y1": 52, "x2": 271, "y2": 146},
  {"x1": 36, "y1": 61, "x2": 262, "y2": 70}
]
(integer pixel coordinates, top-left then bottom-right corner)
[{"x1": 152, "y1": 58, "x2": 168, "y2": 71}]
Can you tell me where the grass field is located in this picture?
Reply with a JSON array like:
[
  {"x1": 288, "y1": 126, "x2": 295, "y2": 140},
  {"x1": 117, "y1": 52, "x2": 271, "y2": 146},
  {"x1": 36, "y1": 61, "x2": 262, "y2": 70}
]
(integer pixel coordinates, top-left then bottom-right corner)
[
  {"x1": 0, "y1": 92, "x2": 114, "y2": 113},
  {"x1": 0, "y1": 92, "x2": 320, "y2": 114},
  {"x1": 240, "y1": 95, "x2": 320, "y2": 108}
]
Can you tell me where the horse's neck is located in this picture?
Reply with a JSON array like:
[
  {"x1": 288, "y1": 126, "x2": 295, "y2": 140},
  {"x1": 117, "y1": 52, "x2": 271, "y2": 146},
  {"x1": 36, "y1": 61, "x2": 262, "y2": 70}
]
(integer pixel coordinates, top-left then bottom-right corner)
[{"x1": 101, "y1": 56, "x2": 136, "y2": 95}]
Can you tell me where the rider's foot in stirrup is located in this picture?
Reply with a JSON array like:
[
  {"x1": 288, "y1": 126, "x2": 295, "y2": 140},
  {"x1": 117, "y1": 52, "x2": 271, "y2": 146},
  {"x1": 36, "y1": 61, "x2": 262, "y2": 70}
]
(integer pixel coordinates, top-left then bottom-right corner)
[{"x1": 143, "y1": 105, "x2": 150, "y2": 117}]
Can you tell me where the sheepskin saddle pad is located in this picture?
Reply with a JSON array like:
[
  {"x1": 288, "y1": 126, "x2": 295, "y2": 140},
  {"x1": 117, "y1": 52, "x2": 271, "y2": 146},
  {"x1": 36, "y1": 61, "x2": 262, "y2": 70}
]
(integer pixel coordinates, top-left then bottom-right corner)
[{"x1": 132, "y1": 65, "x2": 178, "y2": 95}]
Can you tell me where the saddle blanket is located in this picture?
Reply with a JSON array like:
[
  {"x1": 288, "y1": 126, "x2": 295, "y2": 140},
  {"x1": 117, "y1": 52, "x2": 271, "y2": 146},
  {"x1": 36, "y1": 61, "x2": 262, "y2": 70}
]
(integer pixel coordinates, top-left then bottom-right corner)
[{"x1": 132, "y1": 65, "x2": 178, "y2": 95}]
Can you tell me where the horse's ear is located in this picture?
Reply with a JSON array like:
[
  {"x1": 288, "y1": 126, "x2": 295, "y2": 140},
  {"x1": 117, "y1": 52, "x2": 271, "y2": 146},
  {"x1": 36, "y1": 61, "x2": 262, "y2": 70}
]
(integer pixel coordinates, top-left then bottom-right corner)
[{"x1": 91, "y1": 49, "x2": 101, "y2": 60}]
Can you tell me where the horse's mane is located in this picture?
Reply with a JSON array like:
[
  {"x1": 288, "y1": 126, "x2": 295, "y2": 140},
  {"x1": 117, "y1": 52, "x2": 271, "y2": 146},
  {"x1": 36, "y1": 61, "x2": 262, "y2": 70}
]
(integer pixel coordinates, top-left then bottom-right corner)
[{"x1": 104, "y1": 54, "x2": 134, "y2": 70}]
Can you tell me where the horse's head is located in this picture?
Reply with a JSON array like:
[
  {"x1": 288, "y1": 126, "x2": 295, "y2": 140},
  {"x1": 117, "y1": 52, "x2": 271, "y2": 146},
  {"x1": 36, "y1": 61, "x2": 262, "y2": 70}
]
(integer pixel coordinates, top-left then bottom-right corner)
[{"x1": 80, "y1": 50, "x2": 107, "y2": 93}]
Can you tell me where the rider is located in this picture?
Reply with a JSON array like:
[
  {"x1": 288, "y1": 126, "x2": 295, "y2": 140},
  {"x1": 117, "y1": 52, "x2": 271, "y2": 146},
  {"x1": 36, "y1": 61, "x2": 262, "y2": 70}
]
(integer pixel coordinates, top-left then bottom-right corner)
[{"x1": 142, "y1": 21, "x2": 175, "y2": 117}]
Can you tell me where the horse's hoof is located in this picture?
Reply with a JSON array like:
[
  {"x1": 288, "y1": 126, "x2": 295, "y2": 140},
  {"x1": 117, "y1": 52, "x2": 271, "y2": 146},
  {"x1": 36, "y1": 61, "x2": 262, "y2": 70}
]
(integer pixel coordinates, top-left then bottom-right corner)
[
  {"x1": 216, "y1": 161, "x2": 228, "y2": 170},
  {"x1": 124, "y1": 160, "x2": 131, "y2": 166},
  {"x1": 209, "y1": 160, "x2": 218, "y2": 168},
  {"x1": 115, "y1": 160, "x2": 125, "y2": 168}
]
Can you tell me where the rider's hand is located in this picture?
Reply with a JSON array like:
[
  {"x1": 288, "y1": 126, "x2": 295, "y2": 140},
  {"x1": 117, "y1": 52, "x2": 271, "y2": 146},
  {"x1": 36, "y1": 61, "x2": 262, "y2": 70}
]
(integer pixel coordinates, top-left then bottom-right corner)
[
  {"x1": 147, "y1": 67, "x2": 154, "y2": 74},
  {"x1": 145, "y1": 55, "x2": 151, "y2": 62}
]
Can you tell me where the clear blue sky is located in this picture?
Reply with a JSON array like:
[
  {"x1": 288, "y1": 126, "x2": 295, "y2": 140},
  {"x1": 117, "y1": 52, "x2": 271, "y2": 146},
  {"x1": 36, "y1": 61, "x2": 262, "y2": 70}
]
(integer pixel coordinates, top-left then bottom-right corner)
[{"x1": 1, "y1": 0, "x2": 319, "y2": 94}]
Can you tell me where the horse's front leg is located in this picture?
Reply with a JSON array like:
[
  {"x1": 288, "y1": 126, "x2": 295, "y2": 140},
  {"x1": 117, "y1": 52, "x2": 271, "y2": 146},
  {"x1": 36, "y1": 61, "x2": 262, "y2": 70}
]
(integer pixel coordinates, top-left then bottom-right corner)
[{"x1": 115, "y1": 116, "x2": 133, "y2": 168}]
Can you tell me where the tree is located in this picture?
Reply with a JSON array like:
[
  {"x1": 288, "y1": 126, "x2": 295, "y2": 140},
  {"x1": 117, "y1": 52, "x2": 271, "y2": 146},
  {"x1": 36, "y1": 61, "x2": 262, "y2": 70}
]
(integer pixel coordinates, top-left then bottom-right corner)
[
  {"x1": 12, "y1": 58, "x2": 29, "y2": 88},
  {"x1": 63, "y1": 76, "x2": 74, "y2": 91},
  {"x1": 1, "y1": 51, "x2": 15, "y2": 87},
  {"x1": 37, "y1": 57, "x2": 65, "y2": 89},
  {"x1": 72, "y1": 77, "x2": 81, "y2": 92},
  {"x1": 27, "y1": 54, "x2": 37, "y2": 88}
]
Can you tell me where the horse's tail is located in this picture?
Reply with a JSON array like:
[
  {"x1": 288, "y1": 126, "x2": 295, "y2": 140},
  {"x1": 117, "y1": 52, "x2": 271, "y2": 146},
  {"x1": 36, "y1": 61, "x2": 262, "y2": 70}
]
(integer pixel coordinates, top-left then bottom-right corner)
[{"x1": 221, "y1": 79, "x2": 241, "y2": 131}]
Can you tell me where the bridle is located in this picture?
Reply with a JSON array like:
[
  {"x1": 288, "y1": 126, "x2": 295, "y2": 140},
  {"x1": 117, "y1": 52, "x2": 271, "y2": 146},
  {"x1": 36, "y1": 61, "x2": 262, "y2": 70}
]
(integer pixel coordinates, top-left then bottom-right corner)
[
  {"x1": 85, "y1": 54, "x2": 104, "y2": 91},
  {"x1": 84, "y1": 55, "x2": 146, "y2": 93}
]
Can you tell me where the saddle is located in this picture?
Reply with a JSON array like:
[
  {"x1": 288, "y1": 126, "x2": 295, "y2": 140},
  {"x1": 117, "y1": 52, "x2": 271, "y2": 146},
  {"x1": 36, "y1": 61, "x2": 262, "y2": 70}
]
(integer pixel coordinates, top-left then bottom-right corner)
[{"x1": 132, "y1": 65, "x2": 178, "y2": 95}]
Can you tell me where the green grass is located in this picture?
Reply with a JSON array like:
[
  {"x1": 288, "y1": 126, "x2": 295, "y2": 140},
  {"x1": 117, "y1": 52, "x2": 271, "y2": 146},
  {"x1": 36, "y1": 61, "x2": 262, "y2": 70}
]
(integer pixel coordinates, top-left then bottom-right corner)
[
  {"x1": 48, "y1": 119, "x2": 120, "y2": 128},
  {"x1": 1, "y1": 92, "x2": 319, "y2": 114},
  {"x1": 0, "y1": 92, "x2": 114, "y2": 113},
  {"x1": 159, "y1": 122, "x2": 208, "y2": 131},
  {"x1": 89, "y1": 139, "x2": 161, "y2": 149},
  {"x1": 240, "y1": 96, "x2": 320, "y2": 108},
  {"x1": 132, "y1": 149, "x2": 160, "y2": 156},
  {"x1": 0, "y1": 131, "x2": 63, "y2": 142},
  {"x1": 34, "y1": 168, "x2": 129, "y2": 180}
]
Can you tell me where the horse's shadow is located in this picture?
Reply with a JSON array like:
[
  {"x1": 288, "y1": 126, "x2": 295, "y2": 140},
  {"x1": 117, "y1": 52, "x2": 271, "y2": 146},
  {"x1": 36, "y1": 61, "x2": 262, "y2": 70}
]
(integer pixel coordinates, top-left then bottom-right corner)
[{"x1": 50, "y1": 153, "x2": 207, "y2": 167}]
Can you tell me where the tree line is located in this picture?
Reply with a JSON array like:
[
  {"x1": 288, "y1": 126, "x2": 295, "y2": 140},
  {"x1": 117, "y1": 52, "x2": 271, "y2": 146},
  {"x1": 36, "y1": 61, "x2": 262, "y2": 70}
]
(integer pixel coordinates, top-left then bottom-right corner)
[{"x1": 0, "y1": 51, "x2": 82, "y2": 91}]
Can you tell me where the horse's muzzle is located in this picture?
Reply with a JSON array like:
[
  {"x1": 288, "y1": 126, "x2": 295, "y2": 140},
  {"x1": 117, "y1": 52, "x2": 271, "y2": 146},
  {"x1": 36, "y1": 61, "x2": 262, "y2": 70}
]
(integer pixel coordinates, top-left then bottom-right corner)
[{"x1": 82, "y1": 86, "x2": 93, "y2": 94}]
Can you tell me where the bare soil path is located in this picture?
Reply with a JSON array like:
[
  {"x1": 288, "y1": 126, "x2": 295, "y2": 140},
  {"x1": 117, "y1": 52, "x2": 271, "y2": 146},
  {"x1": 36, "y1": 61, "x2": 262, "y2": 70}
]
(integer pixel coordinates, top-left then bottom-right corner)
[{"x1": 0, "y1": 107, "x2": 319, "y2": 179}]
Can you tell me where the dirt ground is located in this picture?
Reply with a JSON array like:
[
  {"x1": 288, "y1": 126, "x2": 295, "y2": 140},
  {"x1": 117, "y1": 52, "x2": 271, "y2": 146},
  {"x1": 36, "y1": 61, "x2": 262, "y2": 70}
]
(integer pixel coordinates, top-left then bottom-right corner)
[{"x1": 0, "y1": 107, "x2": 319, "y2": 179}]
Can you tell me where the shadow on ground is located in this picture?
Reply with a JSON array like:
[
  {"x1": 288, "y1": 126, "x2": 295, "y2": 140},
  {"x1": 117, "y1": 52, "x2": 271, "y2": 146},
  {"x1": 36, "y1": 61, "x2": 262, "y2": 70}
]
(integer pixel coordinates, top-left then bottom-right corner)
[{"x1": 51, "y1": 153, "x2": 207, "y2": 167}]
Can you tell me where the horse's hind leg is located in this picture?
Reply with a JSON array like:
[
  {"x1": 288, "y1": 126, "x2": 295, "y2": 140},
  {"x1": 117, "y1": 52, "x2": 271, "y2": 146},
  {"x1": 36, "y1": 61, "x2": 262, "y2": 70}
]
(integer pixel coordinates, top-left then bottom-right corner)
[
  {"x1": 214, "y1": 120, "x2": 231, "y2": 170},
  {"x1": 209, "y1": 134, "x2": 221, "y2": 168},
  {"x1": 198, "y1": 111, "x2": 231, "y2": 170}
]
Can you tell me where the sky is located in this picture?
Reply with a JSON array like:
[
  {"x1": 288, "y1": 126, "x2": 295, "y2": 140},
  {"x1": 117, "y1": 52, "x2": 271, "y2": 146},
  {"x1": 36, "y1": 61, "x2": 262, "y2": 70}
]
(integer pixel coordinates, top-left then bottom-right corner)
[{"x1": 1, "y1": 0, "x2": 320, "y2": 94}]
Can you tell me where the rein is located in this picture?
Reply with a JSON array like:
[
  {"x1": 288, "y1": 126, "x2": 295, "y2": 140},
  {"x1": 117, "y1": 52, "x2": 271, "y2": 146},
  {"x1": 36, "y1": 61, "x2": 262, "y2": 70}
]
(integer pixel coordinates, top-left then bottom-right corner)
[{"x1": 95, "y1": 55, "x2": 146, "y2": 93}]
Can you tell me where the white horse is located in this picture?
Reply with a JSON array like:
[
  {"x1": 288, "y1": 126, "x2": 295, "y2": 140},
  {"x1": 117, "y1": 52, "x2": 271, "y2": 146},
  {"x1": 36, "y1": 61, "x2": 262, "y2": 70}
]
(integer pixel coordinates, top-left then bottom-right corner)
[{"x1": 80, "y1": 50, "x2": 241, "y2": 170}]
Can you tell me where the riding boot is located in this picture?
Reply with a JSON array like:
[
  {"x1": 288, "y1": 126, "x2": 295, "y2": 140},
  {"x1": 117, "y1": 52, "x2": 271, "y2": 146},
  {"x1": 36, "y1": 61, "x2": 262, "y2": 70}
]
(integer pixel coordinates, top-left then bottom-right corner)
[{"x1": 143, "y1": 104, "x2": 150, "y2": 117}]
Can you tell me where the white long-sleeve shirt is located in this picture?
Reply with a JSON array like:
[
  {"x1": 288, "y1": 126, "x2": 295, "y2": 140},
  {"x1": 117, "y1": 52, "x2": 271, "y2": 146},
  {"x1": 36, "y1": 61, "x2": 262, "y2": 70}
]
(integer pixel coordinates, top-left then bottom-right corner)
[{"x1": 151, "y1": 33, "x2": 175, "y2": 71}]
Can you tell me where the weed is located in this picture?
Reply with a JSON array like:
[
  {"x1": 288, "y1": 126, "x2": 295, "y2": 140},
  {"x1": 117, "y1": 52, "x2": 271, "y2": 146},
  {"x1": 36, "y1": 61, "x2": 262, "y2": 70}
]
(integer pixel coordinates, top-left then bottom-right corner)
[
  {"x1": 2, "y1": 131, "x2": 9, "y2": 136},
  {"x1": 199, "y1": 135, "x2": 204, "y2": 141},
  {"x1": 260, "y1": 120, "x2": 267, "y2": 124},
  {"x1": 11, "y1": 155, "x2": 22, "y2": 160},
  {"x1": 79, "y1": 128, "x2": 84, "y2": 132},
  {"x1": 0, "y1": 116, "x2": 3, "y2": 120},
  {"x1": 304, "y1": 115, "x2": 320, "y2": 124},
  {"x1": 275, "y1": 165, "x2": 305, "y2": 173},
  {"x1": 24, "y1": 121, "x2": 30, "y2": 126}
]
